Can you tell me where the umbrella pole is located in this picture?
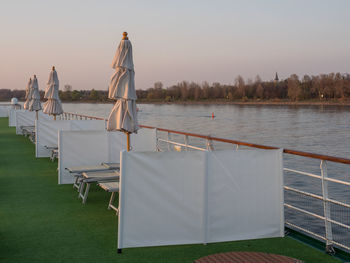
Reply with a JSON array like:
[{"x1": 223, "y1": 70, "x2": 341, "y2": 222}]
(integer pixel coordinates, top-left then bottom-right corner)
[
  {"x1": 126, "y1": 132, "x2": 130, "y2": 152},
  {"x1": 35, "y1": 110, "x2": 38, "y2": 120}
]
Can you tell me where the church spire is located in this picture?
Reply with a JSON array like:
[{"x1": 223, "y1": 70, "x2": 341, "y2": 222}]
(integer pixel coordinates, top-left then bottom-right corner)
[{"x1": 274, "y1": 72, "x2": 279, "y2": 82}]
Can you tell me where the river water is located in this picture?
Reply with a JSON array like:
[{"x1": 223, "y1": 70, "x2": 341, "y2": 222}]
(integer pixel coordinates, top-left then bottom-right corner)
[{"x1": 63, "y1": 103, "x2": 350, "y2": 158}]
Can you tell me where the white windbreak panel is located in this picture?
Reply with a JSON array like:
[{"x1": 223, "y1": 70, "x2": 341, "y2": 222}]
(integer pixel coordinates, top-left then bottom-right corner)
[
  {"x1": 9, "y1": 109, "x2": 18, "y2": 127},
  {"x1": 36, "y1": 119, "x2": 106, "y2": 158},
  {"x1": 108, "y1": 128, "x2": 157, "y2": 162},
  {"x1": 130, "y1": 128, "x2": 157, "y2": 151},
  {"x1": 0, "y1": 105, "x2": 11, "y2": 117},
  {"x1": 118, "y1": 149, "x2": 284, "y2": 249},
  {"x1": 57, "y1": 128, "x2": 157, "y2": 184},
  {"x1": 16, "y1": 111, "x2": 35, "y2": 134},
  {"x1": 58, "y1": 130, "x2": 109, "y2": 184},
  {"x1": 15, "y1": 111, "x2": 52, "y2": 134},
  {"x1": 36, "y1": 119, "x2": 71, "y2": 157},
  {"x1": 108, "y1": 131, "x2": 127, "y2": 163},
  {"x1": 118, "y1": 151, "x2": 206, "y2": 248},
  {"x1": 206, "y1": 149, "x2": 284, "y2": 243},
  {"x1": 70, "y1": 119, "x2": 106, "y2": 130}
]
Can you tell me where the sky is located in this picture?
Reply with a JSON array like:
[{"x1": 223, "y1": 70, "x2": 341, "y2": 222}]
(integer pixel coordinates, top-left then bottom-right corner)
[{"x1": 0, "y1": 0, "x2": 349, "y2": 91}]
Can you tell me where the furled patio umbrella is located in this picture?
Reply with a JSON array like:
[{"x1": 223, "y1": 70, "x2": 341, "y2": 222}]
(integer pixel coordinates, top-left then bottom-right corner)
[
  {"x1": 23, "y1": 78, "x2": 32, "y2": 110},
  {"x1": 29, "y1": 75, "x2": 42, "y2": 119},
  {"x1": 43, "y1": 66, "x2": 63, "y2": 120},
  {"x1": 107, "y1": 32, "x2": 138, "y2": 151}
]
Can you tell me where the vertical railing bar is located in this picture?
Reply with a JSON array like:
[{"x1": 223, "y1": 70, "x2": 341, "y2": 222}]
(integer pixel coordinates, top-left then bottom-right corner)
[
  {"x1": 321, "y1": 160, "x2": 335, "y2": 254},
  {"x1": 206, "y1": 137, "x2": 214, "y2": 151},
  {"x1": 155, "y1": 128, "x2": 161, "y2": 152},
  {"x1": 184, "y1": 135, "x2": 189, "y2": 151},
  {"x1": 167, "y1": 132, "x2": 171, "y2": 151}
]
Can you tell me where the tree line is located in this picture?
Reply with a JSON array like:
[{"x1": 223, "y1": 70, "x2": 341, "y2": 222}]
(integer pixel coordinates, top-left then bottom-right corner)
[
  {"x1": 1, "y1": 73, "x2": 350, "y2": 102},
  {"x1": 139, "y1": 73, "x2": 350, "y2": 102},
  {"x1": 0, "y1": 85, "x2": 109, "y2": 102}
]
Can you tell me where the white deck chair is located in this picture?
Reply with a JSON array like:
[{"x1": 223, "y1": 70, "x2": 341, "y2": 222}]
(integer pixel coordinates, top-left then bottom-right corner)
[
  {"x1": 44, "y1": 146, "x2": 58, "y2": 162},
  {"x1": 21, "y1": 126, "x2": 35, "y2": 142},
  {"x1": 79, "y1": 170, "x2": 120, "y2": 204},
  {"x1": 99, "y1": 182, "x2": 120, "y2": 214},
  {"x1": 66, "y1": 163, "x2": 119, "y2": 191}
]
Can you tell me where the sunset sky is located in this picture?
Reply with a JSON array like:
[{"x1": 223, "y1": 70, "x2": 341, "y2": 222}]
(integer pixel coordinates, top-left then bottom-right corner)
[{"x1": 0, "y1": 0, "x2": 349, "y2": 91}]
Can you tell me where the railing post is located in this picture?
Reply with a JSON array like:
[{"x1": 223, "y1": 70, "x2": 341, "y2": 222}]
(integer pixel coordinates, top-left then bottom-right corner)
[
  {"x1": 167, "y1": 132, "x2": 171, "y2": 151},
  {"x1": 320, "y1": 160, "x2": 334, "y2": 254},
  {"x1": 184, "y1": 135, "x2": 189, "y2": 151},
  {"x1": 155, "y1": 128, "x2": 161, "y2": 152},
  {"x1": 206, "y1": 137, "x2": 214, "y2": 151}
]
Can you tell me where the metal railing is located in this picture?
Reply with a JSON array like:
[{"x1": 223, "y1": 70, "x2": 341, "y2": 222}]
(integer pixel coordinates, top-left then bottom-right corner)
[
  {"x1": 60, "y1": 112, "x2": 105, "y2": 121},
  {"x1": 0, "y1": 104, "x2": 21, "y2": 109},
  {"x1": 63, "y1": 112, "x2": 350, "y2": 253}
]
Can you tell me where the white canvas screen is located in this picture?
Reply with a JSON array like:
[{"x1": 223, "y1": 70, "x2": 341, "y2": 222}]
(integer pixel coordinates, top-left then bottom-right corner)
[
  {"x1": 0, "y1": 105, "x2": 11, "y2": 117},
  {"x1": 16, "y1": 111, "x2": 35, "y2": 134},
  {"x1": 58, "y1": 130, "x2": 110, "y2": 184},
  {"x1": 36, "y1": 119, "x2": 71, "y2": 157},
  {"x1": 36, "y1": 119, "x2": 106, "y2": 158},
  {"x1": 70, "y1": 119, "x2": 106, "y2": 131},
  {"x1": 9, "y1": 108, "x2": 18, "y2": 127},
  {"x1": 58, "y1": 128, "x2": 157, "y2": 184},
  {"x1": 15, "y1": 111, "x2": 52, "y2": 134},
  {"x1": 118, "y1": 149, "x2": 284, "y2": 249},
  {"x1": 206, "y1": 150, "x2": 284, "y2": 243},
  {"x1": 130, "y1": 128, "x2": 157, "y2": 151},
  {"x1": 118, "y1": 151, "x2": 207, "y2": 248}
]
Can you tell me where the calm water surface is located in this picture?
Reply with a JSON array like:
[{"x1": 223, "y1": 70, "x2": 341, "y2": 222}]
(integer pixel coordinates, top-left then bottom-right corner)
[{"x1": 63, "y1": 103, "x2": 350, "y2": 158}]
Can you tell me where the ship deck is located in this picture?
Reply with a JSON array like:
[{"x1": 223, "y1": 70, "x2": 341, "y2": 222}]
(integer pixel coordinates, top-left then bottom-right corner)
[{"x1": 0, "y1": 117, "x2": 341, "y2": 262}]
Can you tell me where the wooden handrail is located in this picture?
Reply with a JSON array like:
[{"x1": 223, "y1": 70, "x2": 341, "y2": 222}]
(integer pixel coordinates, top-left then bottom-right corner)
[
  {"x1": 62, "y1": 112, "x2": 350, "y2": 165},
  {"x1": 140, "y1": 124, "x2": 350, "y2": 165}
]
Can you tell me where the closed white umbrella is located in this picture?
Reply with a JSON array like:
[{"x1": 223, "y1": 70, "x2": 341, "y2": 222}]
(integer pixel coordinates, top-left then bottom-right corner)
[
  {"x1": 29, "y1": 75, "x2": 42, "y2": 119},
  {"x1": 107, "y1": 32, "x2": 138, "y2": 151},
  {"x1": 43, "y1": 66, "x2": 63, "y2": 120},
  {"x1": 23, "y1": 78, "x2": 32, "y2": 110}
]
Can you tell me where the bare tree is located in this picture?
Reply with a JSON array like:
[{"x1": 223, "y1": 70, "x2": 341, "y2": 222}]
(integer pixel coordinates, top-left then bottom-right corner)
[
  {"x1": 256, "y1": 83, "x2": 264, "y2": 99},
  {"x1": 287, "y1": 74, "x2": 300, "y2": 101},
  {"x1": 235, "y1": 75, "x2": 246, "y2": 98}
]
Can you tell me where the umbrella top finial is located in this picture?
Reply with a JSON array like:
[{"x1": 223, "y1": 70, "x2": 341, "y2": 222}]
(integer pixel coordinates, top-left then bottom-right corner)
[
  {"x1": 122, "y1": 32, "x2": 128, "y2": 40},
  {"x1": 52, "y1": 66, "x2": 55, "y2": 71}
]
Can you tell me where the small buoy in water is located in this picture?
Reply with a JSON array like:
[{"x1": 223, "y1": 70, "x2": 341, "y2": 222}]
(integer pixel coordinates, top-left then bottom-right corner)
[{"x1": 212, "y1": 112, "x2": 215, "y2": 119}]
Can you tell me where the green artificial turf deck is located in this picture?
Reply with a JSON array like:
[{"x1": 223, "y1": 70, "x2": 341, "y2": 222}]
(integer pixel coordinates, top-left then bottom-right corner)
[{"x1": 0, "y1": 117, "x2": 341, "y2": 263}]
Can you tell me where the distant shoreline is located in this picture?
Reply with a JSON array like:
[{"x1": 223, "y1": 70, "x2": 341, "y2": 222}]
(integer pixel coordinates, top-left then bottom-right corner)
[
  {"x1": 136, "y1": 100, "x2": 350, "y2": 107},
  {"x1": 6, "y1": 99, "x2": 350, "y2": 107}
]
